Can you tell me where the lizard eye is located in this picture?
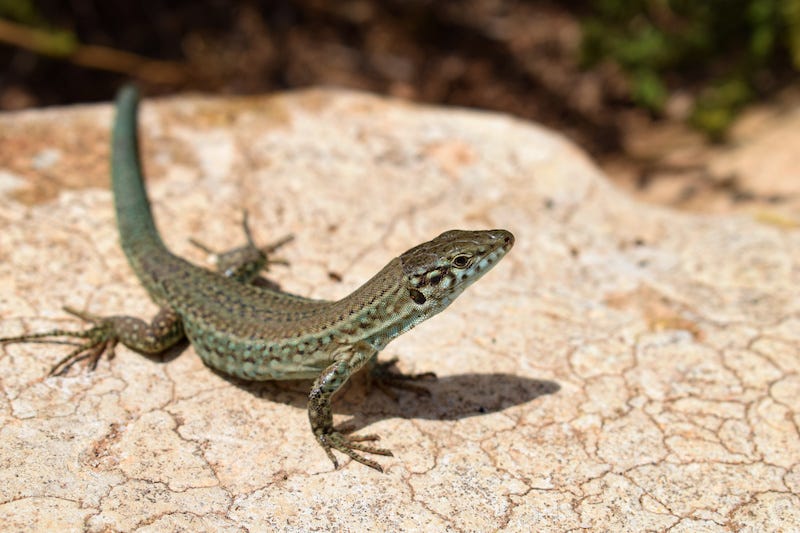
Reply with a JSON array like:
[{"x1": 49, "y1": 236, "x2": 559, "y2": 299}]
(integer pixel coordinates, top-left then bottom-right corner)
[{"x1": 452, "y1": 254, "x2": 472, "y2": 269}]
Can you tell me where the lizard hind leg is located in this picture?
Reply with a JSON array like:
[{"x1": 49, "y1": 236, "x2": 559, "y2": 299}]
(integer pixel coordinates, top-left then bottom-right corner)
[
  {"x1": 0, "y1": 305, "x2": 184, "y2": 376},
  {"x1": 0, "y1": 308, "x2": 117, "y2": 376}
]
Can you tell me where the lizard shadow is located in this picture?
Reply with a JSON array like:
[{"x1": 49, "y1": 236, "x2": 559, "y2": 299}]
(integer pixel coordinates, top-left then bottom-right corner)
[
  {"x1": 213, "y1": 369, "x2": 560, "y2": 423},
  {"x1": 152, "y1": 343, "x2": 560, "y2": 424}
]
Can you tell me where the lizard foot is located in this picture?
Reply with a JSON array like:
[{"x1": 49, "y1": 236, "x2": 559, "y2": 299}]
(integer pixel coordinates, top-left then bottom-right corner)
[
  {"x1": 0, "y1": 306, "x2": 117, "y2": 376},
  {"x1": 369, "y1": 357, "x2": 437, "y2": 400},
  {"x1": 188, "y1": 210, "x2": 294, "y2": 281},
  {"x1": 317, "y1": 429, "x2": 393, "y2": 472}
]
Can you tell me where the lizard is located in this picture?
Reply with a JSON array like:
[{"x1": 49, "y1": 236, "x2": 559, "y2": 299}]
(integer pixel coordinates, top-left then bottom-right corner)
[{"x1": 0, "y1": 86, "x2": 515, "y2": 472}]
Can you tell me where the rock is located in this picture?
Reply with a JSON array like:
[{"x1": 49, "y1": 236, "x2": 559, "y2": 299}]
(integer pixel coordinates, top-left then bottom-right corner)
[{"x1": 0, "y1": 89, "x2": 797, "y2": 531}]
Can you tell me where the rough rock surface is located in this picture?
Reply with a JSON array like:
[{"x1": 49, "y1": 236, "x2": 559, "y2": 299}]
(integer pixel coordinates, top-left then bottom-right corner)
[{"x1": 0, "y1": 90, "x2": 798, "y2": 531}]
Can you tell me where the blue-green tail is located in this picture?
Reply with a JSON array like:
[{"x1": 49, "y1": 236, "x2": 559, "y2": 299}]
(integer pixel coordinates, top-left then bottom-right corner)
[{"x1": 112, "y1": 86, "x2": 168, "y2": 258}]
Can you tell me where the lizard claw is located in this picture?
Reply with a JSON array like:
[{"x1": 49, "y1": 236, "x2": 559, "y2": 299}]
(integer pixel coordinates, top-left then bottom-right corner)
[
  {"x1": 49, "y1": 333, "x2": 117, "y2": 376},
  {"x1": 317, "y1": 430, "x2": 393, "y2": 472},
  {"x1": 0, "y1": 306, "x2": 118, "y2": 376},
  {"x1": 48, "y1": 307, "x2": 119, "y2": 375}
]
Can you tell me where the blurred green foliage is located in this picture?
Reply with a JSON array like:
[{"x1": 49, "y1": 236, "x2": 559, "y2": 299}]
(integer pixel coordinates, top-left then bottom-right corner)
[
  {"x1": 3, "y1": 0, "x2": 798, "y2": 141},
  {"x1": 0, "y1": 0, "x2": 78, "y2": 56},
  {"x1": 0, "y1": 0, "x2": 40, "y2": 24},
  {"x1": 581, "y1": 0, "x2": 800, "y2": 139}
]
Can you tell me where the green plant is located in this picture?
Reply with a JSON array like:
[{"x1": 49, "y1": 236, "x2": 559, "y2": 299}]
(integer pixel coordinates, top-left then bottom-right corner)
[{"x1": 581, "y1": 0, "x2": 800, "y2": 138}]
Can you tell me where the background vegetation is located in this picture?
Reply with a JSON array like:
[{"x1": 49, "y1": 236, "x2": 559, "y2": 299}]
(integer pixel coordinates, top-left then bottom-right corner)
[
  {"x1": 0, "y1": 1, "x2": 797, "y2": 147},
  {"x1": 582, "y1": 0, "x2": 800, "y2": 138}
]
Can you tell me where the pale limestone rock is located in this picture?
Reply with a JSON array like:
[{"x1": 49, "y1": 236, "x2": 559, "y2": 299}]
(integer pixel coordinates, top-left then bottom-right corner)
[{"x1": 0, "y1": 89, "x2": 798, "y2": 531}]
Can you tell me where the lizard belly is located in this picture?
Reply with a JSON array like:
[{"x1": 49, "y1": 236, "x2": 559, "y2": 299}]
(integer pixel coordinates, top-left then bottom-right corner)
[{"x1": 184, "y1": 322, "x2": 327, "y2": 381}]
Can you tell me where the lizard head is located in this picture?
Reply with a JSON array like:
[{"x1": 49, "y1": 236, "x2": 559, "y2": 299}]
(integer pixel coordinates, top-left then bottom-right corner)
[{"x1": 399, "y1": 229, "x2": 514, "y2": 315}]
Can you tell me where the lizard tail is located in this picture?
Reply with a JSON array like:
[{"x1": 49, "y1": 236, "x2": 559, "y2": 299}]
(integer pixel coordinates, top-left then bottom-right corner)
[{"x1": 111, "y1": 85, "x2": 168, "y2": 257}]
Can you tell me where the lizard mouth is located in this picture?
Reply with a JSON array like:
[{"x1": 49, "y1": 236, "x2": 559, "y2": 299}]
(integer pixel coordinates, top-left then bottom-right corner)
[
  {"x1": 464, "y1": 229, "x2": 514, "y2": 282},
  {"x1": 485, "y1": 229, "x2": 515, "y2": 261},
  {"x1": 494, "y1": 230, "x2": 515, "y2": 251}
]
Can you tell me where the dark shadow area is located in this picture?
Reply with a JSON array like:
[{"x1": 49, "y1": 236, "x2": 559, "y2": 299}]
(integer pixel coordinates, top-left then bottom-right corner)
[
  {"x1": 212, "y1": 368, "x2": 560, "y2": 424},
  {"x1": 15, "y1": 335, "x2": 558, "y2": 430},
  {"x1": 0, "y1": 1, "x2": 624, "y2": 155},
  {"x1": 31, "y1": 341, "x2": 557, "y2": 425}
]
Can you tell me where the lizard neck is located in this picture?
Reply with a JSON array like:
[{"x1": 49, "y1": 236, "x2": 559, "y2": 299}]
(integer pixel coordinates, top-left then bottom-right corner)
[{"x1": 331, "y1": 258, "x2": 441, "y2": 350}]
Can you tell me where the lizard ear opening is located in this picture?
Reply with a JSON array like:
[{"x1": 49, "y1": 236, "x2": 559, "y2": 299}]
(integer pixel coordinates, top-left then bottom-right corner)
[{"x1": 408, "y1": 288, "x2": 427, "y2": 305}]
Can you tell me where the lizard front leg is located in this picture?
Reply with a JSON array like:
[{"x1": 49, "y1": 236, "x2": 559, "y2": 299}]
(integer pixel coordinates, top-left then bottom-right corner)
[
  {"x1": 189, "y1": 210, "x2": 293, "y2": 283},
  {"x1": 309, "y1": 340, "x2": 394, "y2": 472}
]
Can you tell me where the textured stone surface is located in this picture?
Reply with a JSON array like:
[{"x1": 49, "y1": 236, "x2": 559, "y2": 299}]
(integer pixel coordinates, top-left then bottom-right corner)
[{"x1": 0, "y1": 90, "x2": 798, "y2": 531}]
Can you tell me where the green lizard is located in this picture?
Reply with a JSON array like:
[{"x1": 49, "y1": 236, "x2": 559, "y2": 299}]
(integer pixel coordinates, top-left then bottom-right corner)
[{"x1": 1, "y1": 86, "x2": 515, "y2": 471}]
